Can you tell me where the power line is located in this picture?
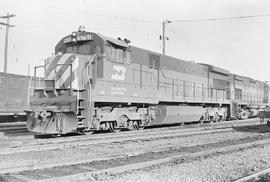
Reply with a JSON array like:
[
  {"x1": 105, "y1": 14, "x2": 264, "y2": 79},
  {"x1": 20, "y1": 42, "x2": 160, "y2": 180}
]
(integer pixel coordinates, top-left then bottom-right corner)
[
  {"x1": 166, "y1": 27, "x2": 232, "y2": 66},
  {"x1": 166, "y1": 27, "x2": 266, "y2": 80},
  {"x1": 15, "y1": 24, "x2": 160, "y2": 32},
  {"x1": 172, "y1": 14, "x2": 270, "y2": 23},
  {"x1": 75, "y1": 9, "x2": 160, "y2": 24},
  {"x1": 0, "y1": 22, "x2": 10, "y2": 26},
  {"x1": 22, "y1": 1, "x2": 159, "y2": 24},
  {"x1": 94, "y1": 24, "x2": 160, "y2": 30}
]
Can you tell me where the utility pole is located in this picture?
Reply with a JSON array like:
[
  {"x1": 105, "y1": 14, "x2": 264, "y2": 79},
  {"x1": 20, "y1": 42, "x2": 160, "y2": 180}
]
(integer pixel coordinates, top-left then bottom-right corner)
[
  {"x1": 0, "y1": 13, "x2": 15, "y2": 73},
  {"x1": 162, "y1": 19, "x2": 171, "y2": 55}
]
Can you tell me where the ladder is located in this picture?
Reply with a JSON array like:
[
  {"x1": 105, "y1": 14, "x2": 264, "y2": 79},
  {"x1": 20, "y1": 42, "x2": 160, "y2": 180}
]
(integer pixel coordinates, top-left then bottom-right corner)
[{"x1": 75, "y1": 89, "x2": 87, "y2": 130}]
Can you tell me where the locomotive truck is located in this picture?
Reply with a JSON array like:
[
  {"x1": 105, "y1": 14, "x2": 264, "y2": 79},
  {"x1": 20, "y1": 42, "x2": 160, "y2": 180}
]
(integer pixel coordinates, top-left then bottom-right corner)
[{"x1": 25, "y1": 27, "x2": 270, "y2": 134}]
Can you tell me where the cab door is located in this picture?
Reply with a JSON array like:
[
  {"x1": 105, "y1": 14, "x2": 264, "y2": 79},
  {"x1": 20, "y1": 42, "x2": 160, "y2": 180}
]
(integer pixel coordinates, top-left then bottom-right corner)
[{"x1": 148, "y1": 53, "x2": 160, "y2": 90}]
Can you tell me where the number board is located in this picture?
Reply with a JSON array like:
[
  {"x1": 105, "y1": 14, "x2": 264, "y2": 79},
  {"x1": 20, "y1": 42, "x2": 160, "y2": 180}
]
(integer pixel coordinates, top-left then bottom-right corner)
[
  {"x1": 77, "y1": 34, "x2": 92, "y2": 41},
  {"x1": 63, "y1": 36, "x2": 72, "y2": 44},
  {"x1": 63, "y1": 34, "x2": 92, "y2": 44}
]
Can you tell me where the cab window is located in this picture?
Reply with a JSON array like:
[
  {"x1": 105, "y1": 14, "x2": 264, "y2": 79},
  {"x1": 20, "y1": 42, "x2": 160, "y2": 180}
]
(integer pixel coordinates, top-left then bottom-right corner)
[
  {"x1": 106, "y1": 45, "x2": 124, "y2": 64},
  {"x1": 124, "y1": 50, "x2": 131, "y2": 64}
]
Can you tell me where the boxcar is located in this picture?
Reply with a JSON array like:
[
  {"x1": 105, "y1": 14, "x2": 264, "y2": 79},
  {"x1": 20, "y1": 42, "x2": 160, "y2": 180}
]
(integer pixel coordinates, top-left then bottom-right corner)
[{"x1": 0, "y1": 72, "x2": 42, "y2": 122}]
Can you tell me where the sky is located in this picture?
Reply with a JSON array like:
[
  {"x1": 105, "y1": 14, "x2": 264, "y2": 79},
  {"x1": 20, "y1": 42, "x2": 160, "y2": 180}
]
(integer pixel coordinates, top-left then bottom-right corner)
[{"x1": 0, "y1": 0, "x2": 270, "y2": 81}]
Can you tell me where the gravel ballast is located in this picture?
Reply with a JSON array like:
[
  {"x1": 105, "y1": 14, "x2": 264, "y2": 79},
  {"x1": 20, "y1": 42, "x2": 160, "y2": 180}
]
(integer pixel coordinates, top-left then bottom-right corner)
[
  {"x1": 0, "y1": 129, "x2": 268, "y2": 170},
  {"x1": 92, "y1": 145, "x2": 270, "y2": 182}
]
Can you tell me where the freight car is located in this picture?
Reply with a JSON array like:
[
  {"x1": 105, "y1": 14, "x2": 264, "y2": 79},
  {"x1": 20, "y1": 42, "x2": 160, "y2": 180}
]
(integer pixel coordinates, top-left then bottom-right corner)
[
  {"x1": 25, "y1": 27, "x2": 270, "y2": 134},
  {"x1": 0, "y1": 72, "x2": 42, "y2": 122}
]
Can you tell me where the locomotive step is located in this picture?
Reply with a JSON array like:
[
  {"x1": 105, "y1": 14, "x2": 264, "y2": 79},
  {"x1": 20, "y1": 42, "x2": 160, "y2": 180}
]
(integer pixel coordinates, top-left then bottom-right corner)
[
  {"x1": 77, "y1": 125, "x2": 86, "y2": 129},
  {"x1": 77, "y1": 116, "x2": 86, "y2": 119},
  {"x1": 34, "y1": 88, "x2": 70, "y2": 91},
  {"x1": 78, "y1": 107, "x2": 86, "y2": 110},
  {"x1": 73, "y1": 89, "x2": 86, "y2": 92}
]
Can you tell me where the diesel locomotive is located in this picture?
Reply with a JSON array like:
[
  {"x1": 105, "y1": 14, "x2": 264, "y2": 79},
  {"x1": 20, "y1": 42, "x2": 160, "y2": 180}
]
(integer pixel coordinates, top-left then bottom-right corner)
[{"x1": 26, "y1": 27, "x2": 270, "y2": 134}]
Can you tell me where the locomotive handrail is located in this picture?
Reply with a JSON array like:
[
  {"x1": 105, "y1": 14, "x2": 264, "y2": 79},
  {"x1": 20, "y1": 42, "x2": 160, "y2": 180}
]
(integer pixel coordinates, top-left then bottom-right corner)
[
  {"x1": 33, "y1": 65, "x2": 45, "y2": 96},
  {"x1": 86, "y1": 54, "x2": 98, "y2": 120},
  {"x1": 99, "y1": 78, "x2": 228, "y2": 103},
  {"x1": 27, "y1": 76, "x2": 33, "y2": 108},
  {"x1": 84, "y1": 54, "x2": 106, "y2": 83},
  {"x1": 159, "y1": 67, "x2": 232, "y2": 90},
  {"x1": 99, "y1": 79, "x2": 156, "y2": 89},
  {"x1": 86, "y1": 54, "x2": 98, "y2": 81}
]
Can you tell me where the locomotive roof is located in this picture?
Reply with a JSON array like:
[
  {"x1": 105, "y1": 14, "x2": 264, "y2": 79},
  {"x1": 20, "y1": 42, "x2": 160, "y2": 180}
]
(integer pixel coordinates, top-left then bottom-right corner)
[
  {"x1": 98, "y1": 34, "x2": 129, "y2": 48},
  {"x1": 234, "y1": 74, "x2": 266, "y2": 84},
  {"x1": 199, "y1": 63, "x2": 230, "y2": 75},
  {"x1": 55, "y1": 31, "x2": 130, "y2": 53},
  {"x1": 55, "y1": 30, "x2": 269, "y2": 84}
]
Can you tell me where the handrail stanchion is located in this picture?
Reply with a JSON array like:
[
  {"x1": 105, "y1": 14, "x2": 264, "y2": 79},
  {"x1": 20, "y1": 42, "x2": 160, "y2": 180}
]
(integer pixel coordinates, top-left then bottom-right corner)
[
  {"x1": 34, "y1": 66, "x2": 36, "y2": 96},
  {"x1": 70, "y1": 64, "x2": 72, "y2": 96},
  {"x1": 33, "y1": 65, "x2": 45, "y2": 96}
]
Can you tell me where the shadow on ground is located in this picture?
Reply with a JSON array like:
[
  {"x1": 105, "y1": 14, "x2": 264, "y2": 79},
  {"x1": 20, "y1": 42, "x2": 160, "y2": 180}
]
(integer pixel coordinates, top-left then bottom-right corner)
[
  {"x1": 34, "y1": 129, "x2": 115, "y2": 139},
  {"x1": 232, "y1": 124, "x2": 270, "y2": 133}
]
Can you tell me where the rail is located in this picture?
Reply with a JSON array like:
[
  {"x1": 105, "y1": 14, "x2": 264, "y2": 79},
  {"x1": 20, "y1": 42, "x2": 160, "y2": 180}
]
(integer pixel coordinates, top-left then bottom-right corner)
[{"x1": 235, "y1": 168, "x2": 270, "y2": 182}]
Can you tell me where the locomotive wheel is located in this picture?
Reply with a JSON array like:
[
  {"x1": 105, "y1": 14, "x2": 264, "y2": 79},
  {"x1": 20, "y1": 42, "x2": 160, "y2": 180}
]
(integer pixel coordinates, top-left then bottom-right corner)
[
  {"x1": 100, "y1": 123, "x2": 106, "y2": 130},
  {"x1": 134, "y1": 120, "x2": 145, "y2": 130},
  {"x1": 109, "y1": 122, "x2": 120, "y2": 133},
  {"x1": 259, "y1": 117, "x2": 264, "y2": 123},
  {"x1": 209, "y1": 116, "x2": 214, "y2": 123},
  {"x1": 267, "y1": 120, "x2": 270, "y2": 127},
  {"x1": 199, "y1": 115, "x2": 205, "y2": 124},
  {"x1": 128, "y1": 121, "x2": 137, "y2": 131}
]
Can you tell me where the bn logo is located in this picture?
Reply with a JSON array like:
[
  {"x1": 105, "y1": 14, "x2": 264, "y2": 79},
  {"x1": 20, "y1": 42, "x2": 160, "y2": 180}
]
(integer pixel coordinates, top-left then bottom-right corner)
[{"x1": 111, "y1": 65, "x2": 126, "y2": 81}]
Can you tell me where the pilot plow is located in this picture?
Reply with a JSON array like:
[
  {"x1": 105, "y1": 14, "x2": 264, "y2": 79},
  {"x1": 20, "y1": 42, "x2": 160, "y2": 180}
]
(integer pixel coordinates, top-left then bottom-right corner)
[{"x1": 25, "y1": 110, "x2": 77, "y2": 134}]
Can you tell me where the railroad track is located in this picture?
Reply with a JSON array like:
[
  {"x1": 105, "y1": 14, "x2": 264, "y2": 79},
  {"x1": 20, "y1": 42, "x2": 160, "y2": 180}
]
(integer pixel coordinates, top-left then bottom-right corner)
[
  {"x1": 0, "y1": 118, "x2": 263, "y2": 151},
  {"x1": 0, "y1": 122, "x2": 28, "y2": 135},
  {"x1": 0, "y1": 117, "x2": 261, "y2": 139},
  {"x1": 0, "y1": 117, "x2": 262, "y2": 142},
  {"x1": 0, "y1": 117, "x2": 266, "y2": 155},
  {"x1": 0, "y1": 118, "x2": 266, "y2": 157},
  {"x1": 235, "y1": 168, "x2": 270, "y2": 182},
  {"x1": 0, "y1": 119, "x2": 267, "y2": 177},
  {"x1": 0, "y1": 122, "x2": 33, "y2": 149},
  {"x1": 0, "y1": 122, "x2": 269, "y2": 158},
  {"x1": 0, "y1": 122, "x2": 26, "y2": 129},
  {"x1": 0, "y1": 127, "x2": 235, "y2": 155},
  {"x1": 1, "y1": 129, "x2": 270, "y2": 182}
]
